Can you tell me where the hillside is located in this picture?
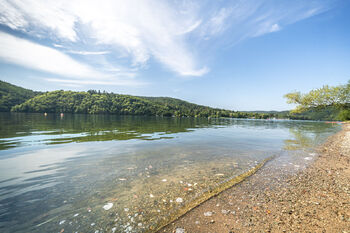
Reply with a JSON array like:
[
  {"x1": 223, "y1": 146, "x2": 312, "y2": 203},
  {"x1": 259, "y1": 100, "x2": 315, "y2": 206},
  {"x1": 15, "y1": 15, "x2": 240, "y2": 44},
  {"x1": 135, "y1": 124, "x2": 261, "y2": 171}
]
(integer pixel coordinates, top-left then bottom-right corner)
[
  {"x1": 0, "y1": 80, "x2": 344, "y2": 120},
  {"x1": 0, "y1": 80, "x2": 41, "y2": 111},
  {"x1": 9, "y1": 88, "x2": 235, "y2": 117}
]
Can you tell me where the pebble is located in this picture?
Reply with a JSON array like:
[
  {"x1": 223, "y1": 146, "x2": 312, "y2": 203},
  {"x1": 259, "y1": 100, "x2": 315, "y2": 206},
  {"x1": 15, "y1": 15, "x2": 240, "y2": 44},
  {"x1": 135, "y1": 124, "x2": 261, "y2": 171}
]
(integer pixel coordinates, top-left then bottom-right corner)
[
  {"x1": 59, "y1": 220, "x2": 65, "y2": 225},
  {"x1": 215, "y1": 173, "x2": 225, "y2": 176},
  {"x1": 175, "y1": 228, "x2": 185, "y2": 233},
  {"x1": 138, "y1": 223, "x2": 142, "y2": 227},
  {"x1": 111, "y1": 227, "x2": 117, "y2": 233},
  {"x1": 304, "y1": 157, "x2": 312, "y2": 160},
  {"x1": 103, "y1": 203, "x2": 113, "y2": 210},
  {"x1": 176, "y1": 197, "x2": 183, "y2": 203},
  {"x1": 73, "y1": 213, "x2": 79, "y2": 217},
  {"x1": 162, "y1": 179, "x2": 167, "y2": 182},
  {"x1": 119, "y1": 178, "x2": 127, "y2": 181},
  {"x1": 124, "y1": 208, "x2": 129, "y2": 212},
  {"x1": 221, "y1": 209, "x2": 230, "y2": 214},
  {"x1": 204, "y1": 211, "x2": 213, "y2": 217},
  {"x1": 91, "y1": 223, "x2": 95, "y2": 226},
  {"x1": 150, "y1": 194, "x2": 154, "y2": 198}
]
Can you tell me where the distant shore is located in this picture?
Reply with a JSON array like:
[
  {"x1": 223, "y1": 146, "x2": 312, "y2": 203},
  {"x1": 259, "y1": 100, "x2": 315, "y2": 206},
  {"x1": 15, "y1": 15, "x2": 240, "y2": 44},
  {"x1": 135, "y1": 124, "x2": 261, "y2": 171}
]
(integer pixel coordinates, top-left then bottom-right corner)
[{"x1": 160, "y1": 123, "x2": 350, "y2": 232}]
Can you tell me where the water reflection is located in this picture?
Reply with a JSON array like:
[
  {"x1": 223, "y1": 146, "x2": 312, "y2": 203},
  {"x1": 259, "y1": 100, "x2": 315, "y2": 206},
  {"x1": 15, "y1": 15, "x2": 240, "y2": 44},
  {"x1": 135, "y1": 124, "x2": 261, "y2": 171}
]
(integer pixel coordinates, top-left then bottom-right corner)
[
  {"x1": 0, "y1": 113, "x2": 213, "y2": 150},
  {"x1": 0, "y1": 113, "x2": 340, "y2": 232}
]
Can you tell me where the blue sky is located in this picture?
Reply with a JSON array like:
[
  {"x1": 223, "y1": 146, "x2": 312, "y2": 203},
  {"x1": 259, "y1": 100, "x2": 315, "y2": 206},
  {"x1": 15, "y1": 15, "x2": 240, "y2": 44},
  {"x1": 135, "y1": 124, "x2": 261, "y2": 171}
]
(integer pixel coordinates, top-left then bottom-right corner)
[{"x1": 0, "y1": 0, "x2": 349, "y2": 111}]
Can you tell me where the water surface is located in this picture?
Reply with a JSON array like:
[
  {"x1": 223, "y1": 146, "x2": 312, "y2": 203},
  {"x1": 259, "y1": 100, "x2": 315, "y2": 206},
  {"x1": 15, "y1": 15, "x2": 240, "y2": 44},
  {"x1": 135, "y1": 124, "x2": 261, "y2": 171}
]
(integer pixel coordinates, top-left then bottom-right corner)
[{"x1": 0, "y1": 113, "x2": 340, "y2": 232}]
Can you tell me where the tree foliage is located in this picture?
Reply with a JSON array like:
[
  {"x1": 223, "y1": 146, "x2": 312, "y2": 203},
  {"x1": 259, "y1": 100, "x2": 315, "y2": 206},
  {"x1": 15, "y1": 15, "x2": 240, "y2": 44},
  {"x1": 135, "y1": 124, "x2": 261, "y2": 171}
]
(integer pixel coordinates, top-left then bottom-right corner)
[
  {"x1": 284, "y1": 80, "x2": 350, "y2": 120},
  {"x1": 10, "y1": 89, "x2": 240, "y2": 117},
  {"x1": 0, "y1": 80, "x2": 41, "y2": 111}
]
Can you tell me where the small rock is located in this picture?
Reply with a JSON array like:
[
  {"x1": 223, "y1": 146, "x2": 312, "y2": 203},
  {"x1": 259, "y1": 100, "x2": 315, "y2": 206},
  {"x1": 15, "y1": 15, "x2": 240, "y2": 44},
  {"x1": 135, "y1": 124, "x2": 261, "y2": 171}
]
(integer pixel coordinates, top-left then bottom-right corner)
[
  {"x1": 215, "y1": 173, "x2": 225, "y2": 176},
  {"x1": 221, "y1": 209, "x2": 230, "y2": 214},
  {"x1": 103, "y1": 203, "x2": 113, "y2": 210},
  {"x1": 175, "y1": 227, "x2": 185, "y2": 233},
  {"x1": 176, "y1": 197, "x2": 183, "y2": 203},
  {"x1": 204, "y1": 211, "x2": 213, "y2": 217}
]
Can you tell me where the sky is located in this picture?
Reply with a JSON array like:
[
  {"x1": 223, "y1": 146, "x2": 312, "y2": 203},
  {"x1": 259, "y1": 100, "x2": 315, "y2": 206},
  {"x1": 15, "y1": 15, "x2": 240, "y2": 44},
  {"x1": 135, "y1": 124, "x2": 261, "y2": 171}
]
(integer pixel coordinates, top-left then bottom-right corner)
[{"x1": 0, "y1": 0, "x2": 349, "y2": 111}]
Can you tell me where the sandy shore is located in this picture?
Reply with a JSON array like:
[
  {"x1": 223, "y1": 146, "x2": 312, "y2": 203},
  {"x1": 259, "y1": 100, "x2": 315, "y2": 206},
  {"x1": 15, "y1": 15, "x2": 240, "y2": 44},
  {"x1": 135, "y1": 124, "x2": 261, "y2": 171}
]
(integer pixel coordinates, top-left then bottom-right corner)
[{"x1": 159, "y1": 123, "x2": 350, "y2": 233}]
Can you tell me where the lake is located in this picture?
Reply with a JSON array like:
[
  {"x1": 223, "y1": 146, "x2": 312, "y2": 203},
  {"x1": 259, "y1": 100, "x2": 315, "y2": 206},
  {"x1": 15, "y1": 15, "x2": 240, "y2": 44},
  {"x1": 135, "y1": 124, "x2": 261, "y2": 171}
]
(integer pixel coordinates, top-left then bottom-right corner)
[{"x1": 0, "y1": 113, "x2": 340, "y2": 232}]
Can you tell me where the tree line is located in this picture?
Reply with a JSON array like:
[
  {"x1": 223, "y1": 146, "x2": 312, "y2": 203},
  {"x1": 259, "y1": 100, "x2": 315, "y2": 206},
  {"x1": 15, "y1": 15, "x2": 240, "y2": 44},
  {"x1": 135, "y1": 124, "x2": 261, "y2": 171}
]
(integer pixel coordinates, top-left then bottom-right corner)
[{"x1": 1, "y1": 80, "x2": 349, "y2": 120}]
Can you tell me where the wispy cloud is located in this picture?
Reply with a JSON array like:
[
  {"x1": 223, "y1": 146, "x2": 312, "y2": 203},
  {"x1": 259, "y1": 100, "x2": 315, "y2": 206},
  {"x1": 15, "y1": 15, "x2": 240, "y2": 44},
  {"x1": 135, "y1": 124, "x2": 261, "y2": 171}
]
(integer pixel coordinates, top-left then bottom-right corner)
[
  {"x1": 199, "y1": 1, "x2": 332, "y2": 44},
  {"x1": 67, "y1": 50, "x2": 110, "y2": 55},
  {"x1": 0, "y1": 0, "x2": 207, "y2": 76},
  {"x1": 0, "y1": 32, "x2": 107, "y2": 78},
  {"x1": 45, "y1": 78, "x2": 146, "y2": 87},
  {"x1": 0, "y1": 0, "x2": 335, "y2": 78}
]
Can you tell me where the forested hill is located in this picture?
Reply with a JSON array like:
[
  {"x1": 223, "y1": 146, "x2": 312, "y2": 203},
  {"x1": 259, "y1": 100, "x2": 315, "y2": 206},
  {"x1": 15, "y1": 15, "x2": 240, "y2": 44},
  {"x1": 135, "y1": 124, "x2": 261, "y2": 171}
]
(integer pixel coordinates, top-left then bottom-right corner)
[
  {"x1": 0, "y1": 81, "x2": 235, "y2": 117},
  {"x1": 1, "y1": 80, "x2": 345, "y2": 120},
  {"x1": 0, "y1": 81, "x2": 41, "y2": 111}
]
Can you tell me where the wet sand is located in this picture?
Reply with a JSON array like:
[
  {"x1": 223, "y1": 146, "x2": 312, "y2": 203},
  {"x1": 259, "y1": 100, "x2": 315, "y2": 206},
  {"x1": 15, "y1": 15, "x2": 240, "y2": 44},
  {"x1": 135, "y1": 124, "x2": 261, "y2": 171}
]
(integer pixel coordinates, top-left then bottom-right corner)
[{"x1": 160, "y1": 123, "x2": 350, "y2": 232}]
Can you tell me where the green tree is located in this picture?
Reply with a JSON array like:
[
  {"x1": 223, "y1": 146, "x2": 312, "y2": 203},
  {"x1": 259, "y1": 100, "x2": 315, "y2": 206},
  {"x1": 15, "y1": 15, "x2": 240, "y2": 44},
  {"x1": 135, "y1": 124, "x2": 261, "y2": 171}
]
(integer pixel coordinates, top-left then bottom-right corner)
[{"x1": 284, "y1": 80, "x2": 350, "y2": 120}]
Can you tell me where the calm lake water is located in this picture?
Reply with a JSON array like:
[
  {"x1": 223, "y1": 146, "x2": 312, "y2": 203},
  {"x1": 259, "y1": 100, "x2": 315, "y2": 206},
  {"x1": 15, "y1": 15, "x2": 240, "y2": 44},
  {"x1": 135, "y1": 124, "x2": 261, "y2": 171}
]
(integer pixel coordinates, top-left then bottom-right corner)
[{"x1": 0, "y1": 113, "x2": 340, "y2": 232}]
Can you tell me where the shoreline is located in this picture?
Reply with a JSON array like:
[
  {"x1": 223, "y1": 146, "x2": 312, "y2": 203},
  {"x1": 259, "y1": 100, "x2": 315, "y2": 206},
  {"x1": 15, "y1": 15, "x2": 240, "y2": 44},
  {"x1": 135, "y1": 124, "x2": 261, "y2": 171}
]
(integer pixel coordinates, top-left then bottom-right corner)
[{"x1": 160, "y1": 123, "x2": 350, "y2": 232}]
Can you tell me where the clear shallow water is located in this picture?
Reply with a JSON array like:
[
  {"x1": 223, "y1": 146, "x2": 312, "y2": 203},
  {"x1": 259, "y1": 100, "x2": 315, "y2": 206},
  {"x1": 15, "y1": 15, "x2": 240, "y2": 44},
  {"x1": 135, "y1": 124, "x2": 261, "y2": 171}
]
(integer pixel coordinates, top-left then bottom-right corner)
[{"x1": 0, "y1": 113, "x2": 340, "y2": 232}]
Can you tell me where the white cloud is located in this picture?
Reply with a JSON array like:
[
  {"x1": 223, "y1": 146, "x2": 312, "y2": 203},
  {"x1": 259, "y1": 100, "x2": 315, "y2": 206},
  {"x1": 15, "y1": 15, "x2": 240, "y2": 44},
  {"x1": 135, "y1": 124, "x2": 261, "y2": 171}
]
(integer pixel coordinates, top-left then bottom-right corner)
[
  {"x1": 53, "y1": 43, "x2": 64, "y2": 48},
  {"x1": 205, "y1": 8, "x2": 233, "y2": 36},
  {"x1": 0, "y1": 0, "x2": 207, "y2": 76},
  {"x1": 270, "y1": 24, "x2": 280, "y2": 33},
  {"x1": 0, "y1": 31, "x2": 109, "y2": 79},
  {"x1": 0, "y1": 0, "x2": 334, "y2": 77},
  {"x1": 200, "y1": 1, "x2": 331, "y2": 44},
  {"x1": 45, "y1": 78, "x2": 146, "y2": 87},
  {"x1": 0, "y1": 0, "x2": 77, "y2": 41},
  {"x1": 67, "y1": 50, "x2": 110, "y2": 55}
]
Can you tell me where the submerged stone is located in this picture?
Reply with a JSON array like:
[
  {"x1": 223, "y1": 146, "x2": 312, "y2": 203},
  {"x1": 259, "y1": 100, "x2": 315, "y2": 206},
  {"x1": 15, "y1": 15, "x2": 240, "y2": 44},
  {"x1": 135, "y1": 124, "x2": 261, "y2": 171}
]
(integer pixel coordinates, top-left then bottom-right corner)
[{"x1": 103, "y1": 203, "x2": 113, "y2": 210}]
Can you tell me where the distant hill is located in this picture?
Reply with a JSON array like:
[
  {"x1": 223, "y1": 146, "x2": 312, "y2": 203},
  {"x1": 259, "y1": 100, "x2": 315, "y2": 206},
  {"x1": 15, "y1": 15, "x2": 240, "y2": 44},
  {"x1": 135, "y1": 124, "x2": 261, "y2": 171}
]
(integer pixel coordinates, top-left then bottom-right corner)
[
  {"x1": 8, "y1": 86, "x2": 235, "y2": 117},
  {"x1": 0, "y1": 80, "x2": 41, "y2": 111},
  {"x1": 0, "y1": 80, "x2": 343, "y2": 120}
]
